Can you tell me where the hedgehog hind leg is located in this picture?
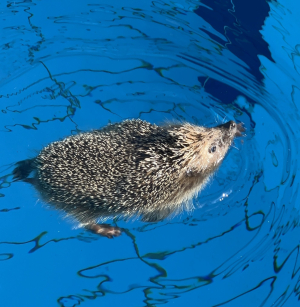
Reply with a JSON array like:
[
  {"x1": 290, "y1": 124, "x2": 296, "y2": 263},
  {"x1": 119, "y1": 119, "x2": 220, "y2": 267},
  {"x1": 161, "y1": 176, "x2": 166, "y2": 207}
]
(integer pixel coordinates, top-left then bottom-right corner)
[
  {"x1": 85, "y1": 223, "x2": 122, "y2": 239},
  {"x1": 12, "y1": 159, "x2": 36, "y2": 182}
]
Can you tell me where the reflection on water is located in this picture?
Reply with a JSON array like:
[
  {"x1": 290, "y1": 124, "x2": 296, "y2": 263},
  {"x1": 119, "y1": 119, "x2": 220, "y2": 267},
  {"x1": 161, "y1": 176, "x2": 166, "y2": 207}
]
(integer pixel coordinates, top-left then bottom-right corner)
[{"x1": 0, "y1": 0, "x2": 300, "y2": 306}]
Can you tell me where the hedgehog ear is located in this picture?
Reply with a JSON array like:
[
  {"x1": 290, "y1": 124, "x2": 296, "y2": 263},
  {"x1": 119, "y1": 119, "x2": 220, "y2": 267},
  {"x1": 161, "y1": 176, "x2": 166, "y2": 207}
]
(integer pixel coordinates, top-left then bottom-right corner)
[{"x1": 141, "y1": 208, "x2": 172, "y2": 222}]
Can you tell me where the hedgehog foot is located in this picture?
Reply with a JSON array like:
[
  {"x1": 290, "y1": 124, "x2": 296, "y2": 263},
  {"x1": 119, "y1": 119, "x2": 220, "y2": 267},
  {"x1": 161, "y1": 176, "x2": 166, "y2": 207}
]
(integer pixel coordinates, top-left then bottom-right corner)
[{"x1": 87, "y1": 223, "x2": 122, "y2": 239}]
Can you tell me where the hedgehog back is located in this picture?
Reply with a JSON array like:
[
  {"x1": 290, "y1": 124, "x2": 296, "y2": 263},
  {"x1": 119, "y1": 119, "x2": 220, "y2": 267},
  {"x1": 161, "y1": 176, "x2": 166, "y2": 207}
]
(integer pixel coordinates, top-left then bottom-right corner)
[{"x1": 35, "y1": 120, "x2": 184, "y2": 223}]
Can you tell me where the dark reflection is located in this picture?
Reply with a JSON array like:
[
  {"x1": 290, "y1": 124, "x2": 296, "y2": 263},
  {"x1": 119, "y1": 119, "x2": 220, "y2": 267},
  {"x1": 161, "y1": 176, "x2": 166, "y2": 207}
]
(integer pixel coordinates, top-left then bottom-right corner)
[{"x1": 195, "y1": 0, "x2": 274, "y2": 81}]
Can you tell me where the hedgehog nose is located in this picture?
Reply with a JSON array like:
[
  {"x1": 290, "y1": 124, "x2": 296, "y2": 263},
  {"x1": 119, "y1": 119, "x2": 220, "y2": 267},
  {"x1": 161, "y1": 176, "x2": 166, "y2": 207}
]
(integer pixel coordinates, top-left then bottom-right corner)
[
  {"x1": 225, "y1": 120, "x2": 236, "y2": 130},
  {"x1": 218, "y1": 121, "x2": 245, "y2": 137},
  {"x1": 217, "y1": 120, "x2": 235, "y2": 130}
]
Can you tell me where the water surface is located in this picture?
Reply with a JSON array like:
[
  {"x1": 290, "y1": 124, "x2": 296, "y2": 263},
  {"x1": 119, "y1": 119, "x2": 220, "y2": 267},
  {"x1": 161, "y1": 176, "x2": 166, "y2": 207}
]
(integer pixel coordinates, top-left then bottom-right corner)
[{"x1": 0, "y1": 0, "x2": 300, "y2": 306}]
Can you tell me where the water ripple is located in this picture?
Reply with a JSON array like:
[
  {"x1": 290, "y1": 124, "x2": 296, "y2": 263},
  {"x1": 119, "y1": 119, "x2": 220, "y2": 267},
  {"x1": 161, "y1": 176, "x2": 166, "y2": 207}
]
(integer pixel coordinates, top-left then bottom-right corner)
[{"x1": 0, "y1": 0, "x2": 300, "y2": 306}]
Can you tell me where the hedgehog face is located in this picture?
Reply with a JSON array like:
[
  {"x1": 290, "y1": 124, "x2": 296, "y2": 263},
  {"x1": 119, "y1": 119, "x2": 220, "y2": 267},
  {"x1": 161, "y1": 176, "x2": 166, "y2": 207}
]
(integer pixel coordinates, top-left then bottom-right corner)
[
  {"x1": 204, "y1": 121, "x2": 244, "y2": 170},
  {"x1": 177, "y1": 120, "x2": 244, "y2": 175}
]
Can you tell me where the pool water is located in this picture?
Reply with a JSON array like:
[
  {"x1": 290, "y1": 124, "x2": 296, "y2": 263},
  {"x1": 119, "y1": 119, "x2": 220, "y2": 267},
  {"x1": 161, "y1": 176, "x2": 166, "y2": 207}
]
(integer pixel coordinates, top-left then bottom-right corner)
[{"x1": 0, "y1": 0, "x2": 300, "y2": 306}]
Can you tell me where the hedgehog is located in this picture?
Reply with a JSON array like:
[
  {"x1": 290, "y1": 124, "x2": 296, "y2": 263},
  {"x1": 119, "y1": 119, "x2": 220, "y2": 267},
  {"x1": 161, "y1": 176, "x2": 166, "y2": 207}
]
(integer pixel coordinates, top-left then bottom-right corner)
[{"x1": 13, "y1": 119, "x2": 245, "y2": 238}]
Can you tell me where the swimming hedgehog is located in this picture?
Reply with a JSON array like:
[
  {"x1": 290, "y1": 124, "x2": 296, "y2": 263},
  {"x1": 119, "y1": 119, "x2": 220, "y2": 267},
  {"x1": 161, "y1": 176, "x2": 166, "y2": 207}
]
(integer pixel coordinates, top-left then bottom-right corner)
[{"x1": 13, "y1": 119, "x2": 244, "y2": 238}]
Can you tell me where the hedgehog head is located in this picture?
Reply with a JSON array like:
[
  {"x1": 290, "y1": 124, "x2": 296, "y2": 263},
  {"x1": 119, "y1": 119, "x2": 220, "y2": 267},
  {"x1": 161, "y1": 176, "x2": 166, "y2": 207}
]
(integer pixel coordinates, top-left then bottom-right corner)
[{"x1": 174, "y1": 120, "x2": 244, "y2": 176}]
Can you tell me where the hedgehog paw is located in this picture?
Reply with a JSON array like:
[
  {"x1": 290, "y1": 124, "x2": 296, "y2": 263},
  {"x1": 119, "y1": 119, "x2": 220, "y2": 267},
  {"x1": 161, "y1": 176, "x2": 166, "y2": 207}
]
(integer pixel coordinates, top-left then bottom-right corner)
[{"x1": 87, "y1": 223, "x2": 122, "y2": 239}]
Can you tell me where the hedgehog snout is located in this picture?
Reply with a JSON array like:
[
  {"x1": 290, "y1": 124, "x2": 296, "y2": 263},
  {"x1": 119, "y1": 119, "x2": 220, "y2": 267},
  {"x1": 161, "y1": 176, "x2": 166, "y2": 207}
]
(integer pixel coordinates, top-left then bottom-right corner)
[{"x1": 217, "y1": 120, "x2": 245, "y2": 138}]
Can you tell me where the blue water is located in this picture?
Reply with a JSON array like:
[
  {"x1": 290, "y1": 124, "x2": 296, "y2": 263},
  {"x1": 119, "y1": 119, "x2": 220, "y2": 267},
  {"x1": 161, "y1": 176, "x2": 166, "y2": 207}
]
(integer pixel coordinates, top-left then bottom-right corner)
[{"x1": 0, "y1": 0, "x2": 300, "y2": 306}]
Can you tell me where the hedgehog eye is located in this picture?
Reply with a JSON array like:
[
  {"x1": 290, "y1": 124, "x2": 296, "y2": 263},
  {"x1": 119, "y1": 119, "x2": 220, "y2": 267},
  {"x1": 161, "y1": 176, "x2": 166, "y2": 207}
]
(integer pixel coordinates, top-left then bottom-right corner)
[{"x1": 209, "y1": 146, "x2": 216, "y2": 153}]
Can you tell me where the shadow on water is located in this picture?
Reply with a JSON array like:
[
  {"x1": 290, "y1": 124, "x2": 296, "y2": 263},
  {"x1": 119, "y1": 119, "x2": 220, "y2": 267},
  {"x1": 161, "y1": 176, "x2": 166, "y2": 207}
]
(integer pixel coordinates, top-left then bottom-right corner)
[{"x1": 0, "y1": 0, "x2": 300, "y2": 306}]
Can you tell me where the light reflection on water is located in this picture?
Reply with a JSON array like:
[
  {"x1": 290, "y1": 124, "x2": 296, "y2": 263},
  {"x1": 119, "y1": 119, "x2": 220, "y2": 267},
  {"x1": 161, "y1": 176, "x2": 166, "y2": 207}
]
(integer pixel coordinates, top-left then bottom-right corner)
[{"x1": 0, "y1": 0, "x2": 299, "y2": 306}]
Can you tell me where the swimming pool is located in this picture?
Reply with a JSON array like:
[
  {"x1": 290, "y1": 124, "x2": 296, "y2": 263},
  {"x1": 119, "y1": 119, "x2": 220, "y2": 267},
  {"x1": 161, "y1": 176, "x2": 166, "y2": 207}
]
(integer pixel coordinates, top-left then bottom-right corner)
[{"x1": 0, "y1": 0, "x2": 299, "y2": 306}]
